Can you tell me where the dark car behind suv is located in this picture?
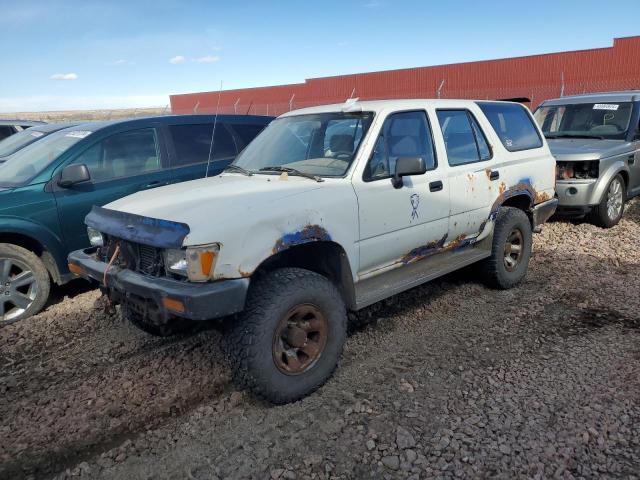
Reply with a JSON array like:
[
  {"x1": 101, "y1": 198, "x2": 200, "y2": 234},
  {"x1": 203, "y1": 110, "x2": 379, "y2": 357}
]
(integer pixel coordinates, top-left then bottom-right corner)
[
  {"x1": 0, "y1": 114, "x2": 272, "y2": 324},
  {"x1": 0, "y1": 119, "x2": 47, "y2": 142},
  {"x1": 0, "y1": 122, "x2": 79, "y2": 163}
]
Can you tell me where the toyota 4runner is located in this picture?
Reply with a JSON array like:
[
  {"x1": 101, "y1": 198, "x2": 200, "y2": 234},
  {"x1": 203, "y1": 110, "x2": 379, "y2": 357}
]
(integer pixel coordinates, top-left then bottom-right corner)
[{"x1": 69, "y1": 99, "x2": 557, "y2": 403}]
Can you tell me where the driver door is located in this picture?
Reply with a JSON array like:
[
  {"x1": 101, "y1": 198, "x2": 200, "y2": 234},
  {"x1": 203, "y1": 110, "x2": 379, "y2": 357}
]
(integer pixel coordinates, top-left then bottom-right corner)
[
  {"x1": 352, "y1": 110, "x2": 450, "y2": 276},
  {"x1": 53, "y1": 127, "x2": 170, "y2": 253}
]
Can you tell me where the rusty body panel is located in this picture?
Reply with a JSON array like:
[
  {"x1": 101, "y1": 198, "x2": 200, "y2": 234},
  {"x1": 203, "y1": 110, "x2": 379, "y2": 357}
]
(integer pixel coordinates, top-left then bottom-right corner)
[{"x1": 273, "y1": 225, "x2": 332, "y2": 254}]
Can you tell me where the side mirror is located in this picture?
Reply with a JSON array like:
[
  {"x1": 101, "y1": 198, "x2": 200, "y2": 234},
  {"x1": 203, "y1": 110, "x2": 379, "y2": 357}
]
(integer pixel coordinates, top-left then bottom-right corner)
[
  {"x1": 58, "y1": 164, "x2": 91, "y2": 188},
  {"x1": 391, "y1": 156, "x2": 427, "y2": 189}
]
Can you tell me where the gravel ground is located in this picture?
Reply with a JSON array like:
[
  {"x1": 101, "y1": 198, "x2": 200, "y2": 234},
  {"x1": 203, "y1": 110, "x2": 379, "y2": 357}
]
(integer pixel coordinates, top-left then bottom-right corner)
[{"x1": 1, "y1": 200, "x2": 639, "y2": 480}]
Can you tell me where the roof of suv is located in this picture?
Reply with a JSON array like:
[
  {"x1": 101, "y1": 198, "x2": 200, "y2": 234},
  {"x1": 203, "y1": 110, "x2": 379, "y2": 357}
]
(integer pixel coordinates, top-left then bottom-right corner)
[
  {"x1": 281, "y1": 99, "x2": 516, "y2": 116},
  {"x1": 541, "y1": 91, "x2": 640, "y2": 106}
]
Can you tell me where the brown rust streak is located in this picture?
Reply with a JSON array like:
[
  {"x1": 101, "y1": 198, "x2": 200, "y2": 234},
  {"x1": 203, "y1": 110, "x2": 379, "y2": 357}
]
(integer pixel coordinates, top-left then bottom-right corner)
[{"x1": 238, "y1": 268, "x2": 252, "y2": 278}]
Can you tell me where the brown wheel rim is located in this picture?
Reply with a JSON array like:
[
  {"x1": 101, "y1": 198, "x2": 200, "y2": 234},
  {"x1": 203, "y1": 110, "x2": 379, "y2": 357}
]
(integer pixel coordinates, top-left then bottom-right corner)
[
  {"x1": 503, "y1": 228, "x2": 524, "y2": 272},
  {"x1": 272, "y1": 303, "x2": 328, "y2": 376}
]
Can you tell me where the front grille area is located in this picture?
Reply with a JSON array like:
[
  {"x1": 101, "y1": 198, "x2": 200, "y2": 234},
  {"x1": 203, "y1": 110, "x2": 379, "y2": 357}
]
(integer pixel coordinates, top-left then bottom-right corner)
[{"x1": 99, "y1": 235, "x2": 165, "y2": 277}]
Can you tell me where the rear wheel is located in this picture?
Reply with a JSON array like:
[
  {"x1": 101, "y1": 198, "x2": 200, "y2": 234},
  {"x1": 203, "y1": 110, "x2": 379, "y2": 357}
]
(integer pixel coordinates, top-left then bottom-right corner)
[
  {"x1": 0, "y1": 243, "x2": 50, "y2": 325},
  {"x1": 590, "y1": 174, "x2": 626, "y2": 228},
  {"x1": 479, "y1": 207, "x2": 532, "y2": 289},
  {"x1": 227, "y1": 268, "x2": 347, "y2": 404}
]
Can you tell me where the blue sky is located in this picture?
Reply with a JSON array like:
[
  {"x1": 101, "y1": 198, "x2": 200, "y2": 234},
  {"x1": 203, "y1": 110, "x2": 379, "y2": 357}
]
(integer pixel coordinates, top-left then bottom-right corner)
[{"x1": 0, "y1": 0, "x2": 638, "y2": 112}]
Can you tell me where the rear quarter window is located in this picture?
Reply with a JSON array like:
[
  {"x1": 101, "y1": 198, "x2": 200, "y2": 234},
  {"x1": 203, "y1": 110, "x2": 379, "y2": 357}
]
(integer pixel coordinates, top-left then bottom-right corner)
[{"x1": 477, "y1": 102, "x2": 543, "y2": 152}]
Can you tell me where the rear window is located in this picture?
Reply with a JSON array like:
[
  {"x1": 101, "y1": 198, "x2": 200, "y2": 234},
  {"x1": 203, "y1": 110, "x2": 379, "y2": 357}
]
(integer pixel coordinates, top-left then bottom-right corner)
[
  {"x1": 478, "y1": 102, "x2": 543, "y2": 152},
  {"x1": 168, "y1": 123, "x2": 237, "y2": 167}
]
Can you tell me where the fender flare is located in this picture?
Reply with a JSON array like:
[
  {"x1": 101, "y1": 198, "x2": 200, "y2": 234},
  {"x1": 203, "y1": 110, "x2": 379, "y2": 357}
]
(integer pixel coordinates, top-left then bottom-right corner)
[{"x1": 0, "y1": 216, "x2": 68, "y2": 282}]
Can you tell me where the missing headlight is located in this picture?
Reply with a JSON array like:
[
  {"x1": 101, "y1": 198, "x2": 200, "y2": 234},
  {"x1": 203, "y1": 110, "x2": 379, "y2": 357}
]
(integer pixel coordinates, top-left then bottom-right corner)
[{"x1": 556, "y1": 161, "x2": 599, "y2": 180}]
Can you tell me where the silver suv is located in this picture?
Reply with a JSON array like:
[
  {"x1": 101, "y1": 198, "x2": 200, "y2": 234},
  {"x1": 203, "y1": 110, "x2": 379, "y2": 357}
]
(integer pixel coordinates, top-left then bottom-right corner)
[{"x1": 534, "y1": 91, "x2": 640, "y2": 227}]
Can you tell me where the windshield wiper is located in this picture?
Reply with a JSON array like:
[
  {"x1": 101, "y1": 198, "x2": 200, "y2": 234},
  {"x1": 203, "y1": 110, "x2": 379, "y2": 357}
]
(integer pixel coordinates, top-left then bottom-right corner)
[
  {"x1": 223, "y1": 164, "x2": 253, "y2": 176},
  {"x1": 546, "y1": 133, "x2": 604, "y2": 140},
  {"x1": 259, "y1": 166, "x2": 324, "y2": 182}
]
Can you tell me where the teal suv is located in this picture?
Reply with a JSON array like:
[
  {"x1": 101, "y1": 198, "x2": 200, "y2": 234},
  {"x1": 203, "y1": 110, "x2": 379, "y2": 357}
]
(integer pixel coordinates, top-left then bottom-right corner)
[{"x1": 0, "y1": 114, "x2": 271, "y2": 324}]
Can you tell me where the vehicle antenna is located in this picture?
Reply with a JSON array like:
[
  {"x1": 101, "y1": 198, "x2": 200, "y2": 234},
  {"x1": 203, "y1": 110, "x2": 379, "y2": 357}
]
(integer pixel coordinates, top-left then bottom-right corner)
[{"x1": 205, "y1": 81, "x2": 223, "y2": 178}]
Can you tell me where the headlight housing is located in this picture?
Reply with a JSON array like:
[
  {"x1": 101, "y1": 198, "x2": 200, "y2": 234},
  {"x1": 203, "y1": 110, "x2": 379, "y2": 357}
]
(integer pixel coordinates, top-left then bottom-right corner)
[
  {"x1": 164, "y1": 244, "x2": 220, "y2": 282},
  {"x1": 87, "y1": 227, "x2": 104, "y2": 247}
]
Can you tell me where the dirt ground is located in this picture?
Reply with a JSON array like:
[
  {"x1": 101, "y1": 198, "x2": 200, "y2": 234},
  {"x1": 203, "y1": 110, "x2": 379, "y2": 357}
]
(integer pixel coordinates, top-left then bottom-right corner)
[
  {"x1": 1, "y1": 202, "x2": 639, "y2": 480},
  {"x1": 3, "y1": 108, "x2": 168, "y2": 122}
]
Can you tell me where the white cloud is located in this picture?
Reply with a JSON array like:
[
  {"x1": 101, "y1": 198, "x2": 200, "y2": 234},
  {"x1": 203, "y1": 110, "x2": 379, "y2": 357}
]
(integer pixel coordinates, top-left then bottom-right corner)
[
  {"x1": 211, "y1": 46, "x2": 223, "y2": 51},
  {"x1": 50, "y1": 73, "x2": 78, "y2": 81},
  {"x1": 195, "y1": 55, "x2": 220, "y2": 63},
  {"x1": 111, "y1": 59, "x2": 127, "y2": 65},
  {"x1": 364, "y1": 0, "x2": 383, "y2": 6},
  {"x1": 0, "y1": 94, "x2": 169, "y2": 113},
  {"x1": 169, "y1": 55, "x2": 186, "y2": 64}
]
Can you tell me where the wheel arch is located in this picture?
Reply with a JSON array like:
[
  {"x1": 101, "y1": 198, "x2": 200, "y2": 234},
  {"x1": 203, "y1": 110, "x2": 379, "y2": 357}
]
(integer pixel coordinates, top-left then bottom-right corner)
[
  {"x1": 0, "y1": 220, "x2": 67, "y2": 284},
  {"x1": 252, "y1": 241, "x2": 357, "y2": 310}
]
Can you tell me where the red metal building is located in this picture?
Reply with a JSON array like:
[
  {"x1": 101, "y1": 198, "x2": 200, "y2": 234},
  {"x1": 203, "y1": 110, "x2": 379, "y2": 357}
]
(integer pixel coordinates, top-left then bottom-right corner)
[{"x1": 170, "y1": 36, "x2": 640, "y2": 116}]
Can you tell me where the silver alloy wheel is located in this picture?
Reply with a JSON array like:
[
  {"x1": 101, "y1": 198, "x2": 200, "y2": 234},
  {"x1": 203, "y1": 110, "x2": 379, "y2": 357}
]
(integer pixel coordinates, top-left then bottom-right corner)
[
  {"x1": 0, "y1": 257, "x2": 39, "y2": 322},
  {"x1": 606, "y1": 178, "x2": 624, "y2": 221}
]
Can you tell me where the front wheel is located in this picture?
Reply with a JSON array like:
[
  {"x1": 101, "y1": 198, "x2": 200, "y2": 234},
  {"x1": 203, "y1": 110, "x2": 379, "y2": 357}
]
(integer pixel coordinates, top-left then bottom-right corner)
[
  {"x1": 227, "y1": 268, "x2": 347, "y2": 404},
  {"x1": 479, "y1": 207, "x2": 532, "y2": 289},
  {"x1": 0, "y1": 243, "x2": 51, "y2": 325},
  {"x1": 590, "y1": 174, "x2": 626, "y2": 228}
]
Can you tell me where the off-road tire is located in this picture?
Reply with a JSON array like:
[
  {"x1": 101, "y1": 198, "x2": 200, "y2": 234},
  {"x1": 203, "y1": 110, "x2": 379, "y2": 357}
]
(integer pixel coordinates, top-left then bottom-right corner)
[
  {"x1": 227, "y1": 268, "x2": 347, "y2": 404},
  {"x1": 0, "y1": 243, "x2": 50, "y2": 325},
  {"x1": 479, "y1": 207, "x2": 532, "y2": 289},
  {"x1": 590, "y1": 174, "x2": 626, "y2": 228},
  {"x1": 123, "y1": 306, "x2": 193, "y2": 337}
]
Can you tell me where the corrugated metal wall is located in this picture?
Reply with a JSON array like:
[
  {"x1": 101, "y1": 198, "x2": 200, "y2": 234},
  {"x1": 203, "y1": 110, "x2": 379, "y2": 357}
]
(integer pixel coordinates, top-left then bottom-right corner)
[{"x1": 170, "y1": 36, "x2": 640, "y2": 116}]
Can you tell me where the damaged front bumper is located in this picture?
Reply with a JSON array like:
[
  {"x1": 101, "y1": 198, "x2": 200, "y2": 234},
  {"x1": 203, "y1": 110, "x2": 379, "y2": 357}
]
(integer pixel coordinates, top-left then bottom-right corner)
[
  {"x1": 531, "y1": 198, "x2": 558, "y2": 232},
  {"x1": 68, "y1": 248, "x2": 249, "y2": 321}
]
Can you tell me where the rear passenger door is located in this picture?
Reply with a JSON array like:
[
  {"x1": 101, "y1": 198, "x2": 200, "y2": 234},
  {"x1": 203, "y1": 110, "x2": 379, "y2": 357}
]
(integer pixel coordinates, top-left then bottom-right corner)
[
  {"x1": 164, "y1": 123, "x2": 238, "y2": 181},
  {"x1": 435, "y1": 109, "x2": 494, "y2": 240},
  {"x1": 53, "y1": 127, "x2": 170, "y2": 252}
]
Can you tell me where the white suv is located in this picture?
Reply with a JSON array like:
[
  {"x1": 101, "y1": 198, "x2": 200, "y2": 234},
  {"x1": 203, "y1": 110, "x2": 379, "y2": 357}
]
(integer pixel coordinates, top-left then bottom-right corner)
[{"x1": 69, "y1": 99, "x2": 557, "y2": 403}]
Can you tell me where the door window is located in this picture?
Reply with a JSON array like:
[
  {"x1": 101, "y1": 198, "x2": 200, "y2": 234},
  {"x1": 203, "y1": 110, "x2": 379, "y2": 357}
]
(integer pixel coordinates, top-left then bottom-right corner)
[
  {"x1": 168, "y1": 123, "x2": 237, "y2": 167},
  {"x1": 230, "y1": 123, "x2": 267, "y2": 148},
  {"x1": 437, "y1": 110, "x2": 491, "y2": 166},
  {"x1": 364, "y1": 111, "x2": 436, "y2": 181},
  {"x1": 71, "y1": 128, "x2": 161, "y2": 182}
]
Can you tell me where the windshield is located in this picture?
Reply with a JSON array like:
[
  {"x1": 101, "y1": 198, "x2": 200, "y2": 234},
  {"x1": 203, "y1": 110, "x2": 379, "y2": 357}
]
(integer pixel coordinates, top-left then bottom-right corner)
[
  {"x1": 233, "y1": 111, "x2": 374, "y2": 177},
  {"x1": 534, "y1": 102, "x2": 633, "y2": 140},
  {"x1": 0, "y1": 129, "x2": 91, "y2": 187},
  {"x1": 0, "y1": 129, "x2": 47, "y2": 157}
]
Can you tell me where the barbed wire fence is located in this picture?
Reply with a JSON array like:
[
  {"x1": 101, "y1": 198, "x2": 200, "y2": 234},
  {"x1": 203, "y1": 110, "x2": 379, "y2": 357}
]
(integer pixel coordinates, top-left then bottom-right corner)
[{"x1": 182, "y1": 76, "x2": 640, "y2": 117}]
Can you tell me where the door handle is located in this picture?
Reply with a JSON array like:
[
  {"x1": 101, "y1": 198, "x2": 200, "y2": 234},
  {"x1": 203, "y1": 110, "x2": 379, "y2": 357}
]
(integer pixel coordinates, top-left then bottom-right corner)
[
  {"x1": 429, "y1": 180, "x2": 443, "y2": 192},
  {"x1": 628, "y1": 154, "x2": 636, "y2": 165},
  {"x1": 489, "y1": 170, "x2": 500, "y2": 181},
  {"x1": 142, "y1": 180, "x2": 168, "y2": 189}
]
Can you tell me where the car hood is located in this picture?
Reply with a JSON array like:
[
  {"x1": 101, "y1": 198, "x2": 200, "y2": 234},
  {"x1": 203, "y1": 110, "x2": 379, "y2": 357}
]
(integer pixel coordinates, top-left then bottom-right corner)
[
  {"x1": 547, "y1": 138, "x2": 633, "y2": 161},
  {"x1": 105, "y1": 173, "x2": 326, "y2": 238}
]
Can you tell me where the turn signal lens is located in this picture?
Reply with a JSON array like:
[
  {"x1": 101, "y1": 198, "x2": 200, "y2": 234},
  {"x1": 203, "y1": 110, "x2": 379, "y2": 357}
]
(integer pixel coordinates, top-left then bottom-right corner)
[{"x1": 161, "y1": 297, "x2": 185, "y2": 313}]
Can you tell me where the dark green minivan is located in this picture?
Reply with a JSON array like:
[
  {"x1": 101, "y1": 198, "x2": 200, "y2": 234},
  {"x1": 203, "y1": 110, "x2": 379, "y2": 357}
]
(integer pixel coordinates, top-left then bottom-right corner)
[{"x1": 0, "y1": 114, "x2": 272, "y2": 324}]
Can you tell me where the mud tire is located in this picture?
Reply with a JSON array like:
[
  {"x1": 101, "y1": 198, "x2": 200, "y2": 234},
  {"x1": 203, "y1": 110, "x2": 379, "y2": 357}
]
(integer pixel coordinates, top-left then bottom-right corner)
[
  {"x1": 227, "y1": 268, "x2": 347, "y2": 404},
  {"x1": 479, "y1": 207, "x2": 532, "y2": 289}
]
